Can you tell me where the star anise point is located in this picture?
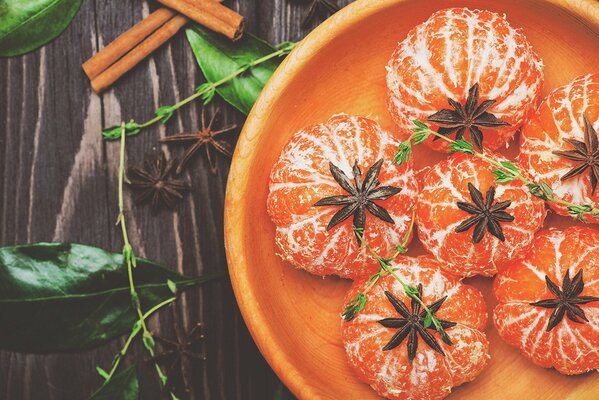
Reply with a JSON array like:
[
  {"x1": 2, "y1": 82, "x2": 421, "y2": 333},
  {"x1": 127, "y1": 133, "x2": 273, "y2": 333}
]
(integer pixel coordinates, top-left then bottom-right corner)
[
  {"x1": 378, "y1": 286, "x2": 455, "y2": 364},
  {"x1": 530, "y1": 269, "x2": 599, "y2": 331},
  {"x1": 313, "y1": 159, "x2": 402, "y2": 243},
  {"x1": 455, "y1": 182, "x2": 514, "y2": 243},
  {"x1": 127, "y1": 151, "x2": 188, "y2": 211},
  {"x1": 427, "y1": 83, "x2": 511, "y2": 150},
  {"x1": 160, "y1": 108, "x2": 236, "y2": 175},
  {"x1": 552, "y1": 114, "x2": 599, "y2": 195}
]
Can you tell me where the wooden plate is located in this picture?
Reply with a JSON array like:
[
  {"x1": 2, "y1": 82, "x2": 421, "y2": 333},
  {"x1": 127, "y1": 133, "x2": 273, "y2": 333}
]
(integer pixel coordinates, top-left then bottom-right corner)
[{"x1": 224, "y1": 0, "x2": 599, "y2": 398}]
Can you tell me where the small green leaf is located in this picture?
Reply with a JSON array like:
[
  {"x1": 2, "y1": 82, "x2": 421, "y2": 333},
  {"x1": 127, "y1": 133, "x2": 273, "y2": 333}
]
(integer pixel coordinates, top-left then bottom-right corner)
[
  {"x1": 142, "y1": 332, "x2": 155, "y2": 352},
  {"x1": 393, "y1": 142, "x2": 412, "y2": 165},
  {"x1": 413, "y1": 120, "x2": 428, "y2": 130},
  {"x1": 413, "y1": 131, "x2": 430, "y2": 144},
  {"x1": 527, "y1": 182, "x2": 553, "y2": 201},
  {"x1": 423, "y1": 312, "x2": 433, "y2": 328},
  {"x1": 500, "y1": 161, "x2": 519, "y2": 173},
  {"x1": 167, "y1": 279, "x2": 177, "y2": 294},
  {"x1": 155, "y1": 106, "x2": 175, "y2": 124},
  {"x1": 342, "y1": 293, "x2": 367, "y2": 321},
  {"x1": 90, "y1": 365, "x2": 138, "y2": 400},
  {"x1": 404, "y1": 285, "x2": 420, "y2": 298},
  {"x1": 393, "y1": 244, "x2": 408, "y2": 254},
  {"x1": 449, "y1": 139, "x2": 474, "y2": 154},
  {"x1": 567, "y1": 204, "x2": 593, "y2": 221},
  {"x1": 96, "y1": 366, "x2": 110, "y2": 380},
  {"x1": 102, "y1": 121, "x2": 141, "y2": 140}
]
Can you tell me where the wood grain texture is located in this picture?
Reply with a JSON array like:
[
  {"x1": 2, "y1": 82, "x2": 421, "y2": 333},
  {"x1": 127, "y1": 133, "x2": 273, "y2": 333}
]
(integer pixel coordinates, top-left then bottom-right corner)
[{"x1": 0, "y1": 0, "x2": 349, "y2": 398}]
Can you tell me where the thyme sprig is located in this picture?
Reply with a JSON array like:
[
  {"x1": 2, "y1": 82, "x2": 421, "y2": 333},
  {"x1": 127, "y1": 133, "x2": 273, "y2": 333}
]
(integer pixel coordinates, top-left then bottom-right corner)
[
  {"x1": 93, "y1": 124, "x2": 178, "y2": 398},
  {"x1": 397, "y1": 121, "x2": 599, "y2": 221},
  {"x1": 343, "y1": 208, "x2": 452, "y2": 344},
  {"x1": 102, "y1": 42, "x2": 297, "y2": 140}
]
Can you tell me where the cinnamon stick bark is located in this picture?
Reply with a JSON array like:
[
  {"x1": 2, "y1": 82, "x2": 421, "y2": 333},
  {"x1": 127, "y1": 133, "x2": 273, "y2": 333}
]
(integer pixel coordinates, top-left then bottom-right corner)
[
  {"x1": 157, "y1": 0, "x2": 245, "y2": 41},
  {"x1": 83, "y1": 8, "x2": 176, "y2": 80},
  {"x1": 90, "y1": 15, "x2": 189, "y2": 93}
]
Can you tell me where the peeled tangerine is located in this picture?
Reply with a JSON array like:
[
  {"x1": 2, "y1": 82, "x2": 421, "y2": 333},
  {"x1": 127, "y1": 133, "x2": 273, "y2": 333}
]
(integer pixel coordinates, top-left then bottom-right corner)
[
  {"x1": 494, "y1": 227, "x2": 599, "y2": 374},
  {"x1": 342, "y1": 256, "x2": 489, "y2": 400},
  {"x1": 417, "y1": 153, "x2": 546, "y2": 277},
  {"x1": 267, "y1": 114, "x2": 418, "y2": 279},
  {"x1": 519, "y1": 74, "x2": 599, "y2": 217},
  {"x1": 387, "y1": 8, "x2": 543, "y2": 152}
]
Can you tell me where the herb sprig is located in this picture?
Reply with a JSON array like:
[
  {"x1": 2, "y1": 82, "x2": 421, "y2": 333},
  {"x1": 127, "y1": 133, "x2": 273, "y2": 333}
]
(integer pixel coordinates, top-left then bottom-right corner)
[
  {"x1": 341, "y1": 208, "x2": 453, "y2": 346},
  {"x1": 102, "y1": 42, "x2": 297, "y2": 140},
  {"x1": 93, "y1": 124, "x2": 178, "y2": 398},
  {"x1": 397, "y1": 121, "x2": 599, "y2": 221}
]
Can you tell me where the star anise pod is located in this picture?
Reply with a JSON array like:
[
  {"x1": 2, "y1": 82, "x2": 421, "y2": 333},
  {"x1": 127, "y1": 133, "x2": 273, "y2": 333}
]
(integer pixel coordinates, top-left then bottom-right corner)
[
  {"x1": 292, "y1": 0, "x2": 339, "y2": 28},
  {"x1": 455, "y1": 183, "x2": 514, "y2": 244},
  {"x1": 160, "y1": 108, "x2": 237, "y2": 174},
  {"x1": 147, "y1": 310, "x2": 207, "y2": 396},
  {"x1": 530, "y1": 269, "x2": 599, "y2": 332},
  {"x1": 552, "y1": 115, "x2": 599, "y2": 194},
  {"x1": 127, "y1": 151, "x2": 188, "y2": 210},
  {"x1": 379, "y1": 285, "x2": 456, "y2": 365},
  {"x1": 427, "y1": 83, "x2": 511, "y2": 151},
  {"x1": 313, "y1": 159, "x2": 402, "y2": 243}
]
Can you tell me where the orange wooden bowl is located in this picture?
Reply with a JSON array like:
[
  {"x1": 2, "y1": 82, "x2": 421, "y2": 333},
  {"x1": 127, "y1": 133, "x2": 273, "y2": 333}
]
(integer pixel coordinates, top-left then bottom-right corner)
[{"x1": 224, "y1": 0, "x2": 599, "y2": 398}]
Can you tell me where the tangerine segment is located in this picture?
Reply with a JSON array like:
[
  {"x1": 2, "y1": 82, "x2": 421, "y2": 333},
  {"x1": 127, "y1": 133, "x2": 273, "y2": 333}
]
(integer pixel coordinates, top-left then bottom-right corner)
[
  {"x1": 387, "y1": 8, "x2": 543, "y2": 152},
  {"x1": 519, "y1": 74, "x2": 599, "y2": 217},
  {"x1": 267, "y1": 114, "x2": 418, "y2": 279},
  {"x1": 493, "y1": 227, "x2": 599, "y2": 375},
  {"x1": 417, "y1": 153, "x2": 546, "y2": 278},
  {"x1": 342, "y1": 256, "x2": 489, "y2": 400}
]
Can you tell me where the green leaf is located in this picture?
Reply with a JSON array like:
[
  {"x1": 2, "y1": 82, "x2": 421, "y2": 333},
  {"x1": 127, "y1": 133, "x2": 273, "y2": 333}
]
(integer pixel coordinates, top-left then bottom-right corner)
[
  {"x1": 0, "y1": 243, "x2": 226, "y2": 352},
  {"x1": 423, "y1": 312, "x2": 433, "y2": 328},
  {"x1": 0, "y1": 0, "x2": 83, "y2": 57},
  {"x1": 393, "y1": 142, "x2": 412, "y2": 165},
  {"x1": 155, "y1": 106, "x2": 174, "y2": 124},
  {"x1": 167, "y1": 279, "x2": 177, "y2": 294},
  {"x1": 91, "y1": 365, "x2": 138, "y2": 400},
  {"x1": 185, "y1": 24, "x2": 286, "y2": 114},
  {"x1": 96, "y1": 366, "x2": 110, "y2": 380},
  {"x1": 449, "y1": 139, "x2": 474, "y2": 154},
  {"x1": 492, "y1": 162, "x2": 520, "y2": 184},
  {"x1": 102, "y1": 121, "x2": 141, "y2": 140},
  {"x1": 526, "y1": 182, "x2": 553, "y2": 201}
]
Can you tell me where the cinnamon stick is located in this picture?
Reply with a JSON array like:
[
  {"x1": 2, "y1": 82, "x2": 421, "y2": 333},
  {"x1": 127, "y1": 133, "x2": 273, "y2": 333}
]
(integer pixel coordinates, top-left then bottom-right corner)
[
  {"x1": 157, "y1": 0, "x2": 245, "y2": 41},
  {"x1": 90, "y1": 15, "x2": 189, "y2": 93},
  {"x1": 83, "y1": 8, "x2": 177, "y2": 80}
]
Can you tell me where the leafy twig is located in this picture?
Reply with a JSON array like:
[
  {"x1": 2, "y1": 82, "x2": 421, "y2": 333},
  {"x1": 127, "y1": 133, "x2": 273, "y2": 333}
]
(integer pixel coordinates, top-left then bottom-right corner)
[
  {"x1": 102, "y1": 42, "x2": 297, "y2": 140},
  {"x1": 95, "y1": 123, "x2": 175, "y2": 397},
  {"x1": 343, "y1": 207, "x2": 452, "y2": 343},
  {"x1": 397, "y1": 121, "x2": 599, "y2": 221}
]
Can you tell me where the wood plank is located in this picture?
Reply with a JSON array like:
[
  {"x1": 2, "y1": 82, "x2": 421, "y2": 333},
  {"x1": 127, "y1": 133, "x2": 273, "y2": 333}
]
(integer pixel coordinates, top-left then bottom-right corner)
[{"x1": 0, "y1": 0, "x2": 353, "y2": 398}]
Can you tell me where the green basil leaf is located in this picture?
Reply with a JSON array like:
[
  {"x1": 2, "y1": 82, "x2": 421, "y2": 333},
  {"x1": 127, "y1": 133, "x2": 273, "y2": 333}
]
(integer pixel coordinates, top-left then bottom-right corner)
[
  {"x1": 91, "y1": 365, "x2": 139, "y2": 400},
  {"x1": 0, "y1": 0, "x2": 83, "y2": 57},
  {"x1": 185, "y1": 24, "x2": 284, "y2": 114},
  {"x1": 0, "y1": 242, "x2": 225, "y2": 352}
]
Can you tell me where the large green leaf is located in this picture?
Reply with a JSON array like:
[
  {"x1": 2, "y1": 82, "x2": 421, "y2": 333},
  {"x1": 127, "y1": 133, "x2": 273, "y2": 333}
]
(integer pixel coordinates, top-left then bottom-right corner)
[
  {"x1": 91, "y1": 365, "x2": 138, "y2": 400},
  {"x1": 185, "y1": 24, "x2": 283, "y2": 115},
  {"x1": 0, "y1": 0, "x2": 83, "y2": 57},
  {"x1": 0, "y1": 243, "x2": 223, "y2": 352}
]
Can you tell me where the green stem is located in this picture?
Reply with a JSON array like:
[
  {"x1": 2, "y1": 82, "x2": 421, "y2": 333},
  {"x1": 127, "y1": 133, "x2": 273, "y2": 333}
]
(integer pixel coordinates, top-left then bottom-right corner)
[
  {"x1": 408, "y1": 125, "x2": 599, "y2": 216},
  {"x1": 99, "y1": 297, "x2": 176, "y2": 388},
  {"x1": 105, "y1": 43, "x2": 297, "y2": 140},
  {"x1": 116, "y1": 123, "x2": 168, "y2": 387}
]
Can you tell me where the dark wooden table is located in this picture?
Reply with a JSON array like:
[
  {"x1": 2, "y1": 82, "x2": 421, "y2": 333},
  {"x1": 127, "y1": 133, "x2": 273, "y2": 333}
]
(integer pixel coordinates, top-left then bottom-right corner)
[{"x1": 0, "y1": 1, "x2": 352, "y2": 398}]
